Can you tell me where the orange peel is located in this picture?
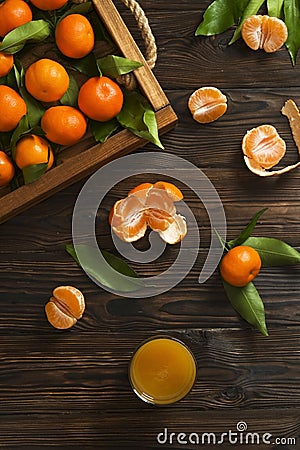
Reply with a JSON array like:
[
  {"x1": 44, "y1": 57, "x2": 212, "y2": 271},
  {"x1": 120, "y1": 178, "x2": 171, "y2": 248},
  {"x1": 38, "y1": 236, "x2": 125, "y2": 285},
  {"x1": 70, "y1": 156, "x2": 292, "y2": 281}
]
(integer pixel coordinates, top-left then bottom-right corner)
[{"x1": 243, "y1": 99, "x2": 300, "y2": 177}]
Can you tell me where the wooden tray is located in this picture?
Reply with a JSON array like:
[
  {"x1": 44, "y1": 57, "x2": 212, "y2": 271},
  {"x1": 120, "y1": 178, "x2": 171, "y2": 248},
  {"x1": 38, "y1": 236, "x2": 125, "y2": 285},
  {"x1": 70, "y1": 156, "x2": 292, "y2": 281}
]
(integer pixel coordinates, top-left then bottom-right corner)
[{"x1": 0, "y1": 0, "x2": 177, "y2": 224}]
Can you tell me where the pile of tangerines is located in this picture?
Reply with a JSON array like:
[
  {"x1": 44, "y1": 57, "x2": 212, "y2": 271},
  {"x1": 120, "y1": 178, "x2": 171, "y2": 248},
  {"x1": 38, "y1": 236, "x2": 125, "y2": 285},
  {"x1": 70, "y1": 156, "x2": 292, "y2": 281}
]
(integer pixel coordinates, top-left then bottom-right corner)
[{"x1": 0, "y1": 0, "x2": 125, "y2": 187}]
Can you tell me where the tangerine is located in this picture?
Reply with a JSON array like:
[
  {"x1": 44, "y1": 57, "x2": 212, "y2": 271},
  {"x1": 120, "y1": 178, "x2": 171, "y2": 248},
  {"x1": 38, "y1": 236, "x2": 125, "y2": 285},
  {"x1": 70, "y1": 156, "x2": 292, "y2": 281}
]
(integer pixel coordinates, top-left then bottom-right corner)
[
  {"x1": 30, "y1": 0, "x2": 68, "y2": 10},
  {"x1": 0, "y1": 46, "x2": 13, "y2": 77},
  {"x1": 242, "y1": 15, "x2": 288, "y2": 53},
  {"x1": 55, "y1": 13, "x2": 94, "y2": 59},
  {"x1": 78, "y1": 76, "x2": 124, "y2": 122},
  {"x1": 14, "y1": 134, "x2": 54, "y2": 170},
  {"x1": 242, "y1": 124, "x2": 286, "y2": 169},
  {"x1": 41, "y1": 105, "x2": 87, "y2": 146},
  {"x1": 220, "y1": 245, "x2": 262, "y2": 287},
  {"x1": 45, "y1": 285, "x2": 85, "y2": 330},
  {"x1": 25, "y1": 58, "x2": 69, "y2": 103},
  {"x1": 0, "y1": 150, "x2": 15, "y2": 186},
  {"x1": 188, "y1": 86, "x2": 227, "y2": 124},
  {"x1": 0, "y1": 0, "x2": 32, "y2": 37},
  {"x1": 0, "y1": 85, "x2": 27, "y2": 132}
]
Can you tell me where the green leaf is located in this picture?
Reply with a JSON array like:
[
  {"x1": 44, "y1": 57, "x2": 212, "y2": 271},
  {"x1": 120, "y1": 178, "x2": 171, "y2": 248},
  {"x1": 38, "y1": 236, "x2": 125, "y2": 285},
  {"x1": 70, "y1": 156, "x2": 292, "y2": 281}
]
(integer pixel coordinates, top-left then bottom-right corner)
[
  {"x1": 67, "y1": 53, "x2": 99, "y2": 77},
  {"x1": 243, "y1": 236, "x2": 300, "y2": 266},
  {"x1": 90, "y1": 118, "x2": 119, "y2": 143},
  {"x1": 60, "y1": 73, "x2": 79, "y2": 107},
  {"x1": 10, "y1": 115, "x2": 30, "y2": 157},
  {"x1": 117, "y1": 90, "x2": 164, "y2": 149},
  {"x1": 65, "y1": 244, "x2": 145, "y2": 292},
  {"x1": 227, "y1": 208, "x2": 267, "y2": 249},
  {"x1": 229, "y1": 0, "x2": 265, "y2": 45},
  {"x1": 195, "y1": 0, "x2": 249, "y2": 36},
  {"x1": 223, "y1": 280, "x2": 268, "y2": 336},
  {"x1": 97, "y1": 55, "x2": 143, "y2": 78},
  {"x1": 19, "y1": 87, "x2": 45, "y2": 127},
  {"x1": 284, "y1": 0, "x2": 300, "y2": 65},
  {"x1": 22, "y1": 162, "x2": 49, "y2": 184},
  {"x1": 0, "y1": 20, "x2": 51, "y2": 54},
  {"x1": 57, "y1": 1, "x2": 93, "y2": 22},
  {"x1": 267, "y1": 0, "x2": 284, "y2": 17}
]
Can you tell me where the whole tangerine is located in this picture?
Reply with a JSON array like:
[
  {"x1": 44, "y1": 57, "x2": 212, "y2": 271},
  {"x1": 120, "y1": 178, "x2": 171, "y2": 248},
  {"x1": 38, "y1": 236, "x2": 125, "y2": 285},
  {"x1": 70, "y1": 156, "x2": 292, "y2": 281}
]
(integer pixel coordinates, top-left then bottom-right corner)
[
  {"x1": 220, "y1": 245, "x2": 262, "y2": 287},
  {"x1": 0, "y1": 150, "x2": 15, "y2": 186},
  {"x1": 78, "y1": 76, "x2": 123, "y2": 122},
  {"x1": 14, "y1": 134, "x2": 54, "y2": 170},
  {"x1": 0, "y1": 47, "x2": 13, "y2": 77},
  {"x1": 30, "y1": 0, "x2": 68, "y2": 10},
  {"x1": 25, "y1": 58, "x2": 69, "y2": 103},
  {"x1": 41, "y1": 105, "x2": 87, "y2": 146},
  {"x1": 0, "y1": 0, "x2": 32, "y2": 37},
  {"x1": 55, "y1": 14, "x2": 94, "y2": 59},
  {"x1": 0, "y1": 85, "x2": 27, "y2": 132}
]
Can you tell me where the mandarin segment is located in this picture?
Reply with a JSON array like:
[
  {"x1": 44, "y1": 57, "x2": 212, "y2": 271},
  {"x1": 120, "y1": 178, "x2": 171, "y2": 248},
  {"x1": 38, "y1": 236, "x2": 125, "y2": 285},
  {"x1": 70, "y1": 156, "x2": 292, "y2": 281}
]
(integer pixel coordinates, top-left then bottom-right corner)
[
  {"x1": 45, "y1": 286, "x2": 85, "y2": 330},
  {"x1": 188, "y1": 86, "x2": 227, "y2": 124},
  {"x1": 242, "y1": 124, "x2": 286, "y2": 170},
  {"x1": 242, "y1": 15, "x2": 288, "y2": 53}
]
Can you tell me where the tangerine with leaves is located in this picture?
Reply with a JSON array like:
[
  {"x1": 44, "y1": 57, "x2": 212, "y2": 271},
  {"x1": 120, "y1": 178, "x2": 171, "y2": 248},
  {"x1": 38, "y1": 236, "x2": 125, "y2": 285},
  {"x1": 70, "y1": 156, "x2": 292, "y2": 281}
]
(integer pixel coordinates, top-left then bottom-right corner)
[
  {"x1": 55, "y1": 13, "x2": 94, "y2": 59},
  {"x1": 0, "y1": 46, "x2": 13, "y2": 77},
  {"x1": 0, "y1": 151, "x2": 15, "y2": 186},
  {"x1": 242, "y1": 124, "x2": 286, "y2": 170},
  {"x1": 0, "y1": 0, "x2": 32, "y2": 37},
  {"x1": 45, "y1": 285, "x2": 85, "y2": 330},
  {"x1": 220, "y1": 245, "x2": 262, "y2": 287},
  {"x1": 0, "y1": 85, "x2": 27, "y2": 132},
  {"x1": 78, "y1": 76, "x2": 124, "y2": 122},
  {"x1": 14, "y1": 134, "x2": 54, "y2": 170},
  {"x1": 25, "y1": 58, "x2": 69, "y2": 103},
  {"x1": 188, "y1": 86, "x2": 227, "y2": 124},
  {"x1": 242, "y1": 15, "x2": 288, "y2": 53},
  {"x1": 41, "y1": 105, "x2": 87, "y2": 146},
  {"x1": 30, "y1": 0, "x2": 68, "y2": 10}
]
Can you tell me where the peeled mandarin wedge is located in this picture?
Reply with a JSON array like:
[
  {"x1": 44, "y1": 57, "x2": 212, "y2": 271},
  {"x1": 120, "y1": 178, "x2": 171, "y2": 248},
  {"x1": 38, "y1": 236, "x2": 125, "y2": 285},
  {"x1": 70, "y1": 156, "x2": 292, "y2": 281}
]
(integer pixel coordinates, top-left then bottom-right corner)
[
  {"x1": 242, "y1": 124, "x2": 286, "y2": 170},
  {"x1": 188, "y1": 86, "x2": 227, "y2": 124},
  {"x1": 242, "y1": 15, "x2": 288, "y2": 53},
  {"x1": 110, "y1": 181, "x2": 187, "y2": 244},
  {"x1": 45, "y1": 285, "x2": 85, "y2": 330}
]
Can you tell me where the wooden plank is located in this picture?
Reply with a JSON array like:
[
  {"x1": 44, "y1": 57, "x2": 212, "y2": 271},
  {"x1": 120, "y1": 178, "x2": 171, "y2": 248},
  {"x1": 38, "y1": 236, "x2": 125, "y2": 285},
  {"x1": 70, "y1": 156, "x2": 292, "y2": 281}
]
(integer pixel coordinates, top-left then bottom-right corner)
[{"x1": 93, "y1": 0, "x2": 169, "y2": 110}]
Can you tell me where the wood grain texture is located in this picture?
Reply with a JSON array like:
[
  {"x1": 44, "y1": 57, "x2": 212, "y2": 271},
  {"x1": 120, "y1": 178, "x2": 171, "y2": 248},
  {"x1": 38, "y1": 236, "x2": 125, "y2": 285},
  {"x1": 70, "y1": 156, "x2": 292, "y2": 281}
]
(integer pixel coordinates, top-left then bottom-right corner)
[{"x1": 0, "y1": 0, "x2": 300, "y2": 448}]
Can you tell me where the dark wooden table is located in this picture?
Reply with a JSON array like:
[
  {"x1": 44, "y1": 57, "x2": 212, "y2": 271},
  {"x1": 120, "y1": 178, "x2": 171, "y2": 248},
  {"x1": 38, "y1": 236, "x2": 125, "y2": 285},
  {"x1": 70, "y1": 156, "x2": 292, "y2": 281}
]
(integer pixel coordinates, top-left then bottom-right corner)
[{"x1": 0, "y1": 1, "x2": 299, "y2": 448}]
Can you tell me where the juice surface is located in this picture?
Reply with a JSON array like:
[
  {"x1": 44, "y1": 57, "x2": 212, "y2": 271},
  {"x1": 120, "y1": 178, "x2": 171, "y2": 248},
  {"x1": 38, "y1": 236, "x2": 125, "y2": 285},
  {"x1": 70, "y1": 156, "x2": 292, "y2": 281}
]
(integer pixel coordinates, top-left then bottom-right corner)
[{"x1": 129, "y1": 337, "x2": 196, "y2": 405}]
